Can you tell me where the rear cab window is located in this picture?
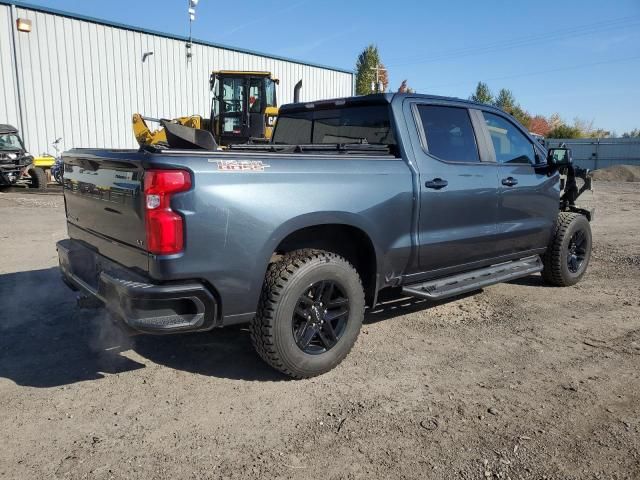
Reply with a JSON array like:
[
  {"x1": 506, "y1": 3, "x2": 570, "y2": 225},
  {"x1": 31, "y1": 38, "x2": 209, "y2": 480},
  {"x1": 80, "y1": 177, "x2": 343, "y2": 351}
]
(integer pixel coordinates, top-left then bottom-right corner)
[
  {"x1": 272, "y1": 105, "x2": 396, "y2": 148},
  {"x1": 416, "y1": 105, "x2": 480, "y2": 163}
]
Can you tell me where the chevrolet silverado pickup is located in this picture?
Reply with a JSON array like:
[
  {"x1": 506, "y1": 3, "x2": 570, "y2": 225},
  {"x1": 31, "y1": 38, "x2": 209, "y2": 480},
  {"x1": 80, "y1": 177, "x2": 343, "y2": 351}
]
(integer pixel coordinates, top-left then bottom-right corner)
[{"x1": 57, "y1": 93, "x2": 593, "y2": 378}]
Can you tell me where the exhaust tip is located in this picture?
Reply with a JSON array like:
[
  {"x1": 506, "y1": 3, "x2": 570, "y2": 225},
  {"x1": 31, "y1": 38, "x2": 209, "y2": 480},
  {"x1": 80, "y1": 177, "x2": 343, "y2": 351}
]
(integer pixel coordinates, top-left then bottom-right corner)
[{"x1": 293, "y1": 79, "x2": 303, "y2": 103}]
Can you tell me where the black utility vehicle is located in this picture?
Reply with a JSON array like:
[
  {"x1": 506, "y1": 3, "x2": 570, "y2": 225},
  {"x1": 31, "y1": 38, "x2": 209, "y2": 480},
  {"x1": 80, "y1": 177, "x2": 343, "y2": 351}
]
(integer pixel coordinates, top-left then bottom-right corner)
[{"x1": 0, "y1": 124, "x2": 47, "y2": 190}]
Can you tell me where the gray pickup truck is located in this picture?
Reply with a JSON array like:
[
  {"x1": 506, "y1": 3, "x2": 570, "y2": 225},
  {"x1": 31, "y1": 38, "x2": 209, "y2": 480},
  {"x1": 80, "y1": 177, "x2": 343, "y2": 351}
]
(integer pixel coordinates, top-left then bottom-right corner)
[{"x1": 57, "y1": 93, "x2": 593, "y2": 378}]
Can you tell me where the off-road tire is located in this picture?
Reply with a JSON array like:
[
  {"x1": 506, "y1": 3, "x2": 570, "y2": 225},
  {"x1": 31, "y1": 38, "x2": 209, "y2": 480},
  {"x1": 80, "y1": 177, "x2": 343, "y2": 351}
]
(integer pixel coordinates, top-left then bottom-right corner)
[
  {"x1": 27, "y1": 167, "x2": 47, "y2": 190},
  {"x1": 250, "y1": 249, "x2": 365, "y2": 379},
  {"x1": 542, "y1": 212, "x2": 592, "y2": 286}
]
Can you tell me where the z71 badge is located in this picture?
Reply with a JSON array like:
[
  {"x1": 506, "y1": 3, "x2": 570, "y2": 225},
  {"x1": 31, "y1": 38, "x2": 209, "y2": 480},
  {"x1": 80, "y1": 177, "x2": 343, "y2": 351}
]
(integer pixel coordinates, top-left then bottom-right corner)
[{"x1": 211, "y1": 160, "x2": 271, "y2": 172}]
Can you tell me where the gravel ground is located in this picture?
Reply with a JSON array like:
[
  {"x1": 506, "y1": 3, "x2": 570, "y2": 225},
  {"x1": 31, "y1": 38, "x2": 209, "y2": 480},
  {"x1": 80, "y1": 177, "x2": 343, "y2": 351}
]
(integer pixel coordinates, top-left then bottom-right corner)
[
  {"x1": 590, "y1": 165, "x2": 640, "y2": 182},
  {"x1": 0, "y1": 182, "x2": 639, "y2": 480}
]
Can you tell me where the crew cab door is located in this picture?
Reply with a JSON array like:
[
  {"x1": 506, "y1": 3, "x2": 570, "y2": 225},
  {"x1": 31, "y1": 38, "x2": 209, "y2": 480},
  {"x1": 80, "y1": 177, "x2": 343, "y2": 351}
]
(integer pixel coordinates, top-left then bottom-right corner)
[
  {"x1": 403, "y1": 100, "x2": 501, "y2": 276},
  {"x1": 479, "y1": 111, "x2": 559, "y2": 255}
]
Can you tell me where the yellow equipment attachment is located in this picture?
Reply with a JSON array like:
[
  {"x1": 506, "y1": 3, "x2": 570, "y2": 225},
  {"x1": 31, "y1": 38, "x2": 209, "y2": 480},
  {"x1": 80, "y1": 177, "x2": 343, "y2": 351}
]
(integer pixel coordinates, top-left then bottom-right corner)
[
  {"x1": 32, "y1": 155, "x2": 56, "y2": 168},
  {"x1": 132, "y1": 113, "x2": 203, "y2": 147}
]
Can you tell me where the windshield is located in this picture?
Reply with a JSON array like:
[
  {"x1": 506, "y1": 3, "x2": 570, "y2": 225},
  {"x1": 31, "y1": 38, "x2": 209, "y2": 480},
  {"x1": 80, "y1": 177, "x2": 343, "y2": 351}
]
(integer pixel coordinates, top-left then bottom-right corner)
[
  {"x1": 272, "y1": 105, "x2": 396, "y2": 146},
  {"x1": 0, "y1": 133, "x2": 23, "y2": 151}
]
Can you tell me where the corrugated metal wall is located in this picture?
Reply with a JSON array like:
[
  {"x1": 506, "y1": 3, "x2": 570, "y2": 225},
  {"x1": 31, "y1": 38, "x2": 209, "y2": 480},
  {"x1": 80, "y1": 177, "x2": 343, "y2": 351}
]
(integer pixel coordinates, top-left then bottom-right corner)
[
  {"x1": 546, "y1": 138, "x2": 640, "y2": 170},
  {"x1": 0, "y1": 3, "x2": 353, "y2": 155},
  {"x1": 0, "y1": 5, "x2": 21, "y2": 131}
]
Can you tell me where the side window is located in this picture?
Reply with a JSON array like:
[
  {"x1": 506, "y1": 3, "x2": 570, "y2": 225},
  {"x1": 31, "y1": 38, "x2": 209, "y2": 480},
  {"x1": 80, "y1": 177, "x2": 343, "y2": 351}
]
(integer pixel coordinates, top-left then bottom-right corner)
[
  {"x1": 265, "y1": 79, "x2": 277, "y2": 108},
  {"x1": 483, "y1": 112, "x2": 535, "y2": 164},
  {"x1": 417, "y1": 105, "x2": 480, "y2": 163}
]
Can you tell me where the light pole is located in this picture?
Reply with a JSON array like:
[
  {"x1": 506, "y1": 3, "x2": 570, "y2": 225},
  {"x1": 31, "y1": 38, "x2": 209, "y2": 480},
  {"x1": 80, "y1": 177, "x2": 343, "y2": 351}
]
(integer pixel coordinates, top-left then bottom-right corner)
[{"x1": 186, "y1": 0, "x2": 199, "y2": 61}]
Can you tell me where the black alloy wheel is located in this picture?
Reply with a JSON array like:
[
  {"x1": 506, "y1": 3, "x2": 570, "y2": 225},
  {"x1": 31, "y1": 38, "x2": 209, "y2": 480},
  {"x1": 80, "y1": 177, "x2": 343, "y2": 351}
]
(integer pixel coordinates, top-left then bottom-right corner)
[
  {"x1": 292, "y1": 280, "x2": 349, "y2": 354},
  {"x1": 567, "y1": 230, "x2": 588, "y2": 274}
]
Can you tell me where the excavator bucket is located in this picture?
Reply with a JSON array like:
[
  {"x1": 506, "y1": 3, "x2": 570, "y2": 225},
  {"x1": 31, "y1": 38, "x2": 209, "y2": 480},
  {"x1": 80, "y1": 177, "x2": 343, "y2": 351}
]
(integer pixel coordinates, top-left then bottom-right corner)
[
  {"x1": 132, "y1": 114, "x2": 215, "y2": 149},
  {"x1": 161, "y1": 120, "x2": 218, "y2": 150}
]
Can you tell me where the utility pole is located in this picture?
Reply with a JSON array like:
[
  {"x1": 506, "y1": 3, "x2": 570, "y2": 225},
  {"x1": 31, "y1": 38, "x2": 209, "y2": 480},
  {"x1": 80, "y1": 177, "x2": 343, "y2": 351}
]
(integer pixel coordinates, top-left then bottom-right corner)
[{"x1": 370, "y1": 64, "x2": 386, "y2": 93}]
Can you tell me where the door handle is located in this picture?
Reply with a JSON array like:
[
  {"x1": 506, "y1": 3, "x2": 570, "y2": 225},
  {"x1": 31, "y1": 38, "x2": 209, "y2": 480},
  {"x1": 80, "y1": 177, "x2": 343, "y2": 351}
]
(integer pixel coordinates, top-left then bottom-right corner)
[
  {"x1": 501, "y1": 177, "x2": 518, "y2": 187},
  {"x1": 425, "y1": 178, "x2": 448, "y2": 190}
]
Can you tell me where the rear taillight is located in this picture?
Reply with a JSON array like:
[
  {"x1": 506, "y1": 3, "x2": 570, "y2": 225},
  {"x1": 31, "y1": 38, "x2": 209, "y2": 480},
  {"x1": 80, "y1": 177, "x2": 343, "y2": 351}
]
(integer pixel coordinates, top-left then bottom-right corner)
[{"x1": 144, "y1": 169, "x2": 191, "y2": 255}]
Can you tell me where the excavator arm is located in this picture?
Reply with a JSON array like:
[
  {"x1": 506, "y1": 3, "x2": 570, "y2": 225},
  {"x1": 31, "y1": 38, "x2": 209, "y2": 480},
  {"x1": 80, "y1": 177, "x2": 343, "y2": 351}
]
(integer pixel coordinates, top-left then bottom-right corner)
[{"x1": 132, "y1": 113, "x2": 204, "y2": 147}]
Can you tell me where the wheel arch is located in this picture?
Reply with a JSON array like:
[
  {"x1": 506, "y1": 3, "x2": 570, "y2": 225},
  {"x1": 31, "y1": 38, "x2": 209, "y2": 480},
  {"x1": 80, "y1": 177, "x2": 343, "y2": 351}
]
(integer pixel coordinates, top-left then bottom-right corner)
[{"x1": 259, "y1": 213, "x2": 381, "y2": 307}]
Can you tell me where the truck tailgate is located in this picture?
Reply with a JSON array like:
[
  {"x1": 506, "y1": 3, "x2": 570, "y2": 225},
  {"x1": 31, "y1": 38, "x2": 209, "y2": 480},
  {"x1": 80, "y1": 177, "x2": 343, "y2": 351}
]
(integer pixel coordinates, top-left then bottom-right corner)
[{"x1": 63, "y1": 149, "x2": 148, "y2": 272}]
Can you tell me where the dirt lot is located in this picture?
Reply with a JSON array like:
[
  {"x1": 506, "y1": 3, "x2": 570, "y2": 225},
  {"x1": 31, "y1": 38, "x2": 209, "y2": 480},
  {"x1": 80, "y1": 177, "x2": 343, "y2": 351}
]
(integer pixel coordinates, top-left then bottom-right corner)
[{"x1": 0, "y1": 182, "x2": 639, "y2": 480}]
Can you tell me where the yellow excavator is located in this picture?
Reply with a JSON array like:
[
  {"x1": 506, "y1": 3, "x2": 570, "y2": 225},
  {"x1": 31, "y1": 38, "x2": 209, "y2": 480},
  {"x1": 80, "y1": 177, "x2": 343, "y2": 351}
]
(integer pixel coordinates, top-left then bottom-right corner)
[{"x1": 133, "y1": 71, "x2": 302, "y2": 149}]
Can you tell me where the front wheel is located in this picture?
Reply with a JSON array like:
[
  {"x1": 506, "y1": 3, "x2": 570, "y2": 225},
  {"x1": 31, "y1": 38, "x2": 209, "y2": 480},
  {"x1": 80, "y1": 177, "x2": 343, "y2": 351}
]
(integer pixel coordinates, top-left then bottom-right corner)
[
  {"x1": 250, "y1": 249, "x2": 365, "y2": 379},
  {"x1": 542, "y1": 212, "x2": 592, "y2": 286},
  {"x1": 27, "y1": 166, "x2": 47, "y2": 190}
]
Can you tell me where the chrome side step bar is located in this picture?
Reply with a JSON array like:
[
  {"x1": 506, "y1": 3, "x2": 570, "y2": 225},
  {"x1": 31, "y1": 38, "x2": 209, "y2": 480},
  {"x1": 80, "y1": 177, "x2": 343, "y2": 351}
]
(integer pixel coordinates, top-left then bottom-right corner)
[{"x1": 401, "y1": 255, "x2": 543, "y2": 301}]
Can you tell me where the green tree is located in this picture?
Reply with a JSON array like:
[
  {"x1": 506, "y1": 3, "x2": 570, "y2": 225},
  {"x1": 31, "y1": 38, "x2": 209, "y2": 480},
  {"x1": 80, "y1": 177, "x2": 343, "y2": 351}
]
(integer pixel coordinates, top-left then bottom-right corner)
[
  {"x1": 490, "y1": 87, "x2": 531, "y2": 129},
  {"x1": 494, "y1": 88, "x2": 516, "y2": 112},
  {"x1": 355, "y1": 45, "x2": 388, "y2": 95},
  {"x1": 469, "y1": 81, "x2": 493, "y2": 104},
  {"x1": 584, "y1": 128, "x2": 611, "y2": 138},
  {"x1": 622, "y1": 128, "x2": 640, "y2": 138},
  {"x1": 510, "y1": 105, "x2": 532, "y2": 130},
  {"x1": 547, "y1": 124, "x2": 583, "y2": 139}
]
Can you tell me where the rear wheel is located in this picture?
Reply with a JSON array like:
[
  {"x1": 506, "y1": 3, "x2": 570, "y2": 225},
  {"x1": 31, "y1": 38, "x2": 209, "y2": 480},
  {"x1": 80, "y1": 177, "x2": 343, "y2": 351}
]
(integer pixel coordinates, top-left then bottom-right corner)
[
  {"x1": 542, "y1": 212, "x2": 592, "y2": 286},
  {"x1": 250, "y1": 249, "x2": 365, "y2": 379},
  {"x1": 27, "y1": 166, "x2": 47, "y2": 190}
]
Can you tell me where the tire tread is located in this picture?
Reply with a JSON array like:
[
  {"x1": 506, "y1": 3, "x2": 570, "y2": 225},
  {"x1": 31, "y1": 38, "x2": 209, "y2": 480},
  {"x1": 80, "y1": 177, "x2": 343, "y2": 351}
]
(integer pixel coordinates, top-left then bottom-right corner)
[
  {"x1": 28, "y1": 167, "x2": 47, "y2": 190},
  {"x1": 250, "y1": 249, "x2": 363, "y2": 379},
  {"x1": 542, "y1": 212, "x2": 587, "y2": 286}
]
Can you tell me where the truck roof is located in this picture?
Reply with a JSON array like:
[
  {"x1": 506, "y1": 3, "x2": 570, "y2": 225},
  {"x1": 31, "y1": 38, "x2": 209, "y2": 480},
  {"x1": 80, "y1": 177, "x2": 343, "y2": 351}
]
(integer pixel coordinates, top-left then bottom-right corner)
[
  {"x1": 0, "y1": 124, "x2": 18, "y2": 135},
  {"x1": 278, "y1": 92, "x2": 496, "y2": 114}
]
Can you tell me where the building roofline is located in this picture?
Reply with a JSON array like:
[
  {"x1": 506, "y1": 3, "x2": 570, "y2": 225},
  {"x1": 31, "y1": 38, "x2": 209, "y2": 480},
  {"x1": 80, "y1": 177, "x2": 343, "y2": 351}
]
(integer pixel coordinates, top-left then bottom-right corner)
[{"x1": 0, "y1": 0, "x2": 354, "y2": 75}]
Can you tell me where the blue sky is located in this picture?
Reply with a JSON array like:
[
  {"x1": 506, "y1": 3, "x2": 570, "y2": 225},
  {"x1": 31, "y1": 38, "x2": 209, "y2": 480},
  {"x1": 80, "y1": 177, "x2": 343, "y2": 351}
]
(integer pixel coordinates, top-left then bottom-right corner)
[{"x1": 24, "y1": 0, "x2": 640, "y2": 134}]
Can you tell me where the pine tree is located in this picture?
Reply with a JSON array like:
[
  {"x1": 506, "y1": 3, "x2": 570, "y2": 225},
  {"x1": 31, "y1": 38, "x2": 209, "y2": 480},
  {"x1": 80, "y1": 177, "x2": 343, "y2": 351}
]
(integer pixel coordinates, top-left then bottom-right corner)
[
  {"x1": 494, "y1": 88, "x2": 516, "y2": 111},
  {"x1": 355, "y1": 45, "x2": 388, "y2": 95},
  {"x1": 470, "y1": 82, "x2": 493, "y2": 104}
]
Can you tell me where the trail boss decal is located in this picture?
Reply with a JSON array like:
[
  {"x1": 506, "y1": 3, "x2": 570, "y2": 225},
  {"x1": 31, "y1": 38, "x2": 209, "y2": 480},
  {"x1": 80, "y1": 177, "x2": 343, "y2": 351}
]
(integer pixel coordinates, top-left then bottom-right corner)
[{"x1": 211, "y1": 160, "x2": 271, "y2": 172}]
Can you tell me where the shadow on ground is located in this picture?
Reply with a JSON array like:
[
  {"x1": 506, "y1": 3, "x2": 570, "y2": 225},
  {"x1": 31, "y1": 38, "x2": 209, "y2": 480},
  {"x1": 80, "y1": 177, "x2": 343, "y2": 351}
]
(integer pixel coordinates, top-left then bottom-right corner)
[
  {"x1": 0, "y1": 267, "x2": 145, "y2": 388},
  {"x1": 0, "y1": 268, "x2": 287, "y2": 386},
  {"x1": 507, "y1": 274, "x2": 547, "y2": 287},
  {"x1": 0, "y1": 267, "x2": 494, "y2": 387}
]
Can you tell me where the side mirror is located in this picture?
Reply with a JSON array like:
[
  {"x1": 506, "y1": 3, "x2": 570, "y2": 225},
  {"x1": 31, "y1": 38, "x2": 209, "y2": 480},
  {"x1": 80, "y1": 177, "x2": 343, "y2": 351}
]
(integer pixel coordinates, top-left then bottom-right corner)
[{"x1": 547, "y1": 147, "x2": 572, "y2": 167}]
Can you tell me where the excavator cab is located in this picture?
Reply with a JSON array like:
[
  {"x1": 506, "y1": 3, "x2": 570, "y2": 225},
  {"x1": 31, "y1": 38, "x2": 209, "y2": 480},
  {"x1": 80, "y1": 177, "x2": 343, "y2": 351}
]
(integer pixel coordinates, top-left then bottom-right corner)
[{"x1": 210, "y1": 71, "x2": 279, "y2": 145}]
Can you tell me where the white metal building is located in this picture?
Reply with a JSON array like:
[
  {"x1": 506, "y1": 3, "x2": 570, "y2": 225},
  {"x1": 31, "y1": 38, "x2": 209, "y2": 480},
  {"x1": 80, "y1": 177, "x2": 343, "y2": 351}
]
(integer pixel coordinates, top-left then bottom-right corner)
[{"x1": 0, "y1": 1, "x2": 354, "y2": 155}]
